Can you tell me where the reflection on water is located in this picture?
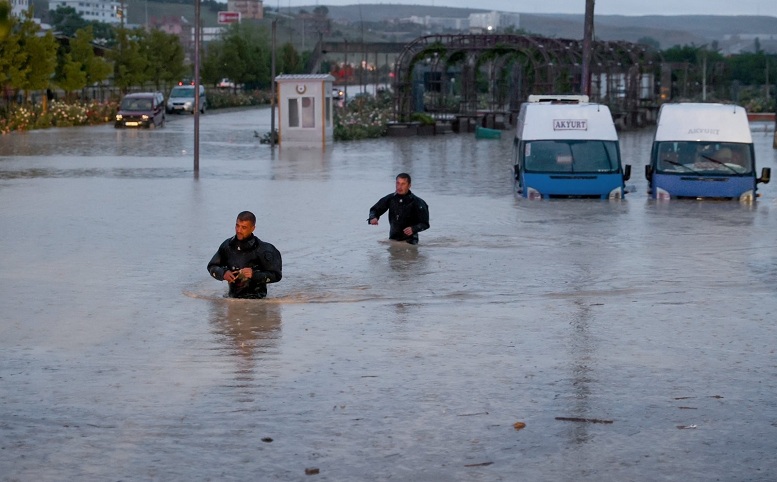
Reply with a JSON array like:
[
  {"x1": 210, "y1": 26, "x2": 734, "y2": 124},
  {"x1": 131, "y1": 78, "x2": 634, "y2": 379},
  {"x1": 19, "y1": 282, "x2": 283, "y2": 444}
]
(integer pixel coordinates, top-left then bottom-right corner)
[{"x1": 209, "y1": 299, "x2": 282, "y2": 366}]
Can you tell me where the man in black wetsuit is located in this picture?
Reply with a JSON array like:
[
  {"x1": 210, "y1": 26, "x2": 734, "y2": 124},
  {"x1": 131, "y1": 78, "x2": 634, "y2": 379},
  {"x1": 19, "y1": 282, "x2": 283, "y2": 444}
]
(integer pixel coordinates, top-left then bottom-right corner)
[
  {"x1": 207, "y1": 211, "x2": 282, "y2": 299},
  {"x1": 368, "y1": 173, "x2": 430, "y2": 245}
]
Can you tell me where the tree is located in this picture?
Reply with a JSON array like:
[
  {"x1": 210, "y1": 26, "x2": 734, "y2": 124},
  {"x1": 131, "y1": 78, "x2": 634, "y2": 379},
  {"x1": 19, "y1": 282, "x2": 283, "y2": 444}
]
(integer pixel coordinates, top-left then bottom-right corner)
[
  {"x1": 202, "y1": 23, "x2": 273, "y2": 89},
  {"x1": 0, "y1": 11, "x2": 23, "y2": 89},
  {"x1": 71, "y1": 26, "x2": 112, "y2": 86},
  {"x1": 110, "y1": 27, "x2": 148, "y2": 92},
  {"x1": 54, "y1": 25, "x2": 112, "y2": 98},
  {"x1": 0, "y1": 0, "x2": 11, "y2": 41},
  {"x1": 49, "y1": 6, "x2": 88, "y2": 38},
  {"x1": 142, "y1": 28, "x2": 187, "y2": 89},
  {"x1": 12, "y1": 9, "x2": 58, "y2": 102},
  {"x1": 278, "y1": 42, "x2": 301, "y2": 74}
]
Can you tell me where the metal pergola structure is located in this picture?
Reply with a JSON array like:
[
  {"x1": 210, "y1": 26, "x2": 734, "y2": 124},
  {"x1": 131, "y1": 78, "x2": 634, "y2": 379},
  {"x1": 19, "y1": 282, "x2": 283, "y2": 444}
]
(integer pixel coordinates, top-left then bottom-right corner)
[{"x1": 392, "y1": 34, "x2": 660, "y2": 128}]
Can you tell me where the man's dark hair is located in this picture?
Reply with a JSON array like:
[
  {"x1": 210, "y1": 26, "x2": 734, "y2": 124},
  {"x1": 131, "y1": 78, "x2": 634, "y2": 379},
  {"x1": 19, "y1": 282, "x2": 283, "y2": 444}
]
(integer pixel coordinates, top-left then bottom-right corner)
[
  {"x1": 396, "y1": 172, "x2": 411, "y2": 184},
  {"x1": 237, "y1": 211, "x2": 256, "y2": 225}
]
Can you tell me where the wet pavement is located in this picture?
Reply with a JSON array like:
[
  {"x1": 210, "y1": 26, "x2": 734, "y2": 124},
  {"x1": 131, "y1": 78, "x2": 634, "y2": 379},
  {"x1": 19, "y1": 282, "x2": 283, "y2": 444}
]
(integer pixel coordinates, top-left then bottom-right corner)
[{"x1": 1, "y1": 108, "x2": 777, "y2": 481}]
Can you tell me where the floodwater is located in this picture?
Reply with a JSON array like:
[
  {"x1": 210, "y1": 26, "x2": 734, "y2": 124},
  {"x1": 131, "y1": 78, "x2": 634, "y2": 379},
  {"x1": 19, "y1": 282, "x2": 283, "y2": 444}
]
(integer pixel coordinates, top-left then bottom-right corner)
[{"x1": 1, "y1": 108, "x2": 777, "y2": 481}]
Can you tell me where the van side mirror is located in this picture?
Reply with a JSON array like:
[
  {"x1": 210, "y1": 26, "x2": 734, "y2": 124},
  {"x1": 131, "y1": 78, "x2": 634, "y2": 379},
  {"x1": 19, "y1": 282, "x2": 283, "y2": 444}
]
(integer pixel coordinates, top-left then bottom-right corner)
[
  {"x1": 758, "y1": 167, "x2": 771, "y2": 184},
  {"x1": 623, "y1": 164, "x2": 631, "y2": 181},
  {"x1": 644, "y1": 164, "x2": 653, "y2": 181}
]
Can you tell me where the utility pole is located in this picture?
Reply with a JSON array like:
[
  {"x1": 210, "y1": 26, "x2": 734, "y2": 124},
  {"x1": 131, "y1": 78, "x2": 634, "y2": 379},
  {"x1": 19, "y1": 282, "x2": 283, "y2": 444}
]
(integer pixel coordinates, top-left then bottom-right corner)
[
  {"x1": 581, "y1": 0, "x2": 595, "y2": 97},
  {"x1": 271, "y1": 19, "x2": 277, "y2": 147},
  {"x1": 193, "y1": 0, "x2": 200, "y2": 175}
]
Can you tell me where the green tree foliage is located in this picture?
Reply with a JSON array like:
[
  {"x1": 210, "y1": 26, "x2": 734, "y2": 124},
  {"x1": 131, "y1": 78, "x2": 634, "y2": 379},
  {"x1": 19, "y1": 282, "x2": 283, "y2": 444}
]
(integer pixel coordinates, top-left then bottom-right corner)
[
  {"x1": 201, "y1": 23, "x2": 291, "y2": 89},
  {"x1": 110, "y1": 27, "x2": 148, "y2": 92},
  {"x1": 55, "y1": 26, "x2": 112, "y2": 98},
  {"x1": 0, "y1": 0, "x2": 11, "y2": 41},
  {"x1": 49, "y1": 6, "x2": 88, "y2": 37},
  {"x1": 142, "y1": 28, "x2": 187, "y2": 89},
  {"x1": 279, "y1": 42, "x2": 301, "y2": 74},
  {"x1": 72, "y1": 26, "x2": 112, "y2": 85},
  {"x1": 11, "y1": 10, "x2": 58, "y2": 102}
]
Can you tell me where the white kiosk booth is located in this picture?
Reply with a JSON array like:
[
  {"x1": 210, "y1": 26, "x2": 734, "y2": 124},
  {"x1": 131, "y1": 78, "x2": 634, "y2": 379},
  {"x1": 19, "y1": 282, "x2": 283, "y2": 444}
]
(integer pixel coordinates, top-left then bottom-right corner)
[{"x1": 275, "y1": 74, "x2": 335, "y2": 147}]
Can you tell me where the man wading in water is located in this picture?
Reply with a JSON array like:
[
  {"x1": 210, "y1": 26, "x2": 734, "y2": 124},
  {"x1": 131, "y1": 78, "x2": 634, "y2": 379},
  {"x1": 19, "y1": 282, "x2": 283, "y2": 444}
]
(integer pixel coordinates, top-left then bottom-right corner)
[
  {"x1": 207, "y1": 211, "x2": 282, "y2": 299},
  {"x1": 368, "y1": 173, "x2": 430, "y2": 245}
]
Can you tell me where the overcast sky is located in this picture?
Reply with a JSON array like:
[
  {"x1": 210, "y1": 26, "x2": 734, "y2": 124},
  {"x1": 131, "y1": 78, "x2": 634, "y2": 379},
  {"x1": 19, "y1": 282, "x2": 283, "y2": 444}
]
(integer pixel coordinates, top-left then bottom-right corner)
[{"x1": 285, "y1": 0, "x2": 777, "y2": 17}]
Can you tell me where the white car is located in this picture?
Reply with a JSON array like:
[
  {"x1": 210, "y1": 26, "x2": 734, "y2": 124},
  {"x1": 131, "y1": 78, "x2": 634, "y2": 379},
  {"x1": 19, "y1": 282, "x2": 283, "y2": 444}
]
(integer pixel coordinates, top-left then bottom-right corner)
[
  {"x1": 218, "y1": 79, "x2": 235, "y2": 89},
  {"x1": 167, "y1": 84, "x2": 207, "y2": 114}
]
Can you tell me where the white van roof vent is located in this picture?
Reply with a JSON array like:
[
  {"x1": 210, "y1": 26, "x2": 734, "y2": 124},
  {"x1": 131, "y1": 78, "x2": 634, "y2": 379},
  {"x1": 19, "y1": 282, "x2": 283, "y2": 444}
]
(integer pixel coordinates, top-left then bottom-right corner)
[{"x1": 527, "y1": 94, "x2": 589, "y2": 104}]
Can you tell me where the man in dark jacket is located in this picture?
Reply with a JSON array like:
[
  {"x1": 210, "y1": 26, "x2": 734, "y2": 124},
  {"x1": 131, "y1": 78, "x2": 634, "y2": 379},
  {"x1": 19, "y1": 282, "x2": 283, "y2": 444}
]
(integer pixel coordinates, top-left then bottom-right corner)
[
  {"x1": 207, "y1": 211, "x2": 282, "y2": 299},
  {"x1": 368, "y1": 173, "x2": 430, "y2": 245}
]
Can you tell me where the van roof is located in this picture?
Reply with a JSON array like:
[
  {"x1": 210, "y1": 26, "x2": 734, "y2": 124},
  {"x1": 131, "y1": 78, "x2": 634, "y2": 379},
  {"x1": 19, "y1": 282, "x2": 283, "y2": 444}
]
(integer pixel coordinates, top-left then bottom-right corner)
[
  {"x1": 517, "y1": 102, "x2": 617, "y2": 141},
  {"x1": 654, "y1": 103, "x2": 752, "y2": 143}
]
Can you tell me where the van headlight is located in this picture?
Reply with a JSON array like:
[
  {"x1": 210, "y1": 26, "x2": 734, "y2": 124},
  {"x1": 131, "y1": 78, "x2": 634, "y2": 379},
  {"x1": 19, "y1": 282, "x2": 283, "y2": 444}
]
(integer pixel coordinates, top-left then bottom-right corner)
[
  {"x1": 608, "y1": 186, "x2": 624, "y2": 199},
  {"x1": 115, "y1": 114, "x2": 122, "y2": 121},
  {"x1": 526, "y1": 187, "x2": 542, "y2": 200},
  {"x1": 141, "y1": 115, "x2": 149, "y2": 121},
  {"x1": 656, "y1": 187, "x2": 671, "y2": 200},
  {"x1": 184, "y1": 102, "x2": 192, "y2": 109},
  {"x1": 739, "y1": 190, "x2": 755, "y2": 203}
]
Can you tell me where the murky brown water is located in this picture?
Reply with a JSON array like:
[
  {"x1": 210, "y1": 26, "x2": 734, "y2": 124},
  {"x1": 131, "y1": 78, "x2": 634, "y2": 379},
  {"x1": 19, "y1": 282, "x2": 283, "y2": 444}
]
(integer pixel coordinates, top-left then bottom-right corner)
[{"x1": 2, "y1": 108, "x2": 777, "y2": 480}]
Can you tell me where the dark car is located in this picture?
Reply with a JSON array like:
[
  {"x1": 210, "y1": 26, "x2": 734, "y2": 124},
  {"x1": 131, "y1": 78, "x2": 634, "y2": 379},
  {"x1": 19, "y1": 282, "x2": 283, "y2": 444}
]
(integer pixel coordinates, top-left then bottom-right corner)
[{"x1": 115, "y1": 92, "x2": 166, "y2": 128}]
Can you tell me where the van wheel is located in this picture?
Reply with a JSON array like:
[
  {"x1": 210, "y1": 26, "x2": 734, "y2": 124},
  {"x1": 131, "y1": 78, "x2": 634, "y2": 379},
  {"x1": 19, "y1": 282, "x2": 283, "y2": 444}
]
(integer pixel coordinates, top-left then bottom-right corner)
[{"x1": 148, "y1": 121, "x2": 155, "y2": 129}]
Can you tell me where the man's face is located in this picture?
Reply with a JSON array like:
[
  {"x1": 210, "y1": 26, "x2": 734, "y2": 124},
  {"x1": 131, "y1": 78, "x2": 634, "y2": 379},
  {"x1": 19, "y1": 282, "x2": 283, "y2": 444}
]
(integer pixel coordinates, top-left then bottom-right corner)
[
  {"x1": 235, "y1": 219, "x2": 255, "y2": 240},
  {"x1": 395, "y1": 177, "x2": 411, "y2": 195}
]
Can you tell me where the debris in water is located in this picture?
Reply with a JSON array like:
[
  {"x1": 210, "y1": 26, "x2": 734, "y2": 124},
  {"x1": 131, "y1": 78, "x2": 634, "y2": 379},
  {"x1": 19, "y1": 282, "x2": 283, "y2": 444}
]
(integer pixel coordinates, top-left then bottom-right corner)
[
  {"x1": 464, "y1": 461, "x2": 493, "y2": 467},
  {"x1": 305, "y1": 467, "x2": 320, "y2": 475},
  {"x1": 677, "y1": 424, "x2": 697, "y2": 430},
  {"x1": 513, "y1": 421, "x2": 526, "y2": 431},
  {"x1": 555, "y1": 416, "x2": 613, "y2": 424},
  {"x1": 261, "y1": 437, "x2": 273, "y2": 443}
]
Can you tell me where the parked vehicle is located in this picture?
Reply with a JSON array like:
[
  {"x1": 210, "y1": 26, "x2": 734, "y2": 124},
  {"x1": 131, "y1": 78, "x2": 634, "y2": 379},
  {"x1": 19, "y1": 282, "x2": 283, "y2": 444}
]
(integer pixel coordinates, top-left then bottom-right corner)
[
  {"x1": 512, "y1": 95, "x2": 631, "y2": 199},
  {"x1": 114, "y1": 92, "x2": 165, "y2": 128},
  {"x1": 645, "y1": 102, "x2": 770, "y2": 201},
  {"x1": 167, "y1": 84, "x2": 207, "y2": 114}
]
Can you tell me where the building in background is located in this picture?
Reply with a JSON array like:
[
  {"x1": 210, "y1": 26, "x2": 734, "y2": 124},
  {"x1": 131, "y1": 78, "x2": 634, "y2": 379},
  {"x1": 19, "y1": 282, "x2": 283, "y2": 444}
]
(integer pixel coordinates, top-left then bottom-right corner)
[
  {"x1": 468, "y1": 11, "x2": 520, "y2": 33},
  {"x1": 10, "y1": 0, "x2": 29, "y2": 17},
  {"x1": 227, "y1": 0, "x2": 263, "y2": 20},
  {"x1": 48, "y1": 0, "x2": 123, "y2": 24}
]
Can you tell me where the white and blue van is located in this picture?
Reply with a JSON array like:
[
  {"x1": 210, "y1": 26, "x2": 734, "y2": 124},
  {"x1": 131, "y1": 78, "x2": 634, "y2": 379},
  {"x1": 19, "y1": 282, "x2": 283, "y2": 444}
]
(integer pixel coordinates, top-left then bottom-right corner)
[
  {"x1": 512, "y1": 95, "x2": 631, "y2": 199},
  {"x1": 645, "y1": 103, "x2": 770, "y2": 201}
]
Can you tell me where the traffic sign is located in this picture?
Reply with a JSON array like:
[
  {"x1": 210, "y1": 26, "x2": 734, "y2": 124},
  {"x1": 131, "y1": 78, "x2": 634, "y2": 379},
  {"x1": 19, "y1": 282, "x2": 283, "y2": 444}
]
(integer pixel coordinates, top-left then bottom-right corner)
[{"x1": 218, "y1": 11, "x2": 241, "y2": 24}]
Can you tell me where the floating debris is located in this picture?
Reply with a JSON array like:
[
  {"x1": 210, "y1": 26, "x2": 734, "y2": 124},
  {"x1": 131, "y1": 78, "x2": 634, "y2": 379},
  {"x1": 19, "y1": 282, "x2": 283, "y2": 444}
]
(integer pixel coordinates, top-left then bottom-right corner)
[
  {"x1": 555, "y1": 416, "x2": 613, "y2": 424},
  {"x1": 464, "y1": 461, "x2": 493, "y2": 467},
  {"x1": 305, "y1": 467, "x2": 320, "y2": 475},
  {"x1": 677, "y1": 424, "x2": 698, "y2": 430},
  {"x1": 261, "y1": 437, "x2": 273, "y2": 443},
  {"x1": 513, "y1": 421, "x2": 527, "y2": 431}
]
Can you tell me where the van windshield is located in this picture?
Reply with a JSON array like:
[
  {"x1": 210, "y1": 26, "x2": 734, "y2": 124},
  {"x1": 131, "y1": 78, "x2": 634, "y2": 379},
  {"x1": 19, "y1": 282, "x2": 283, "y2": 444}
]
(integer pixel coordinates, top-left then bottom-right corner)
[
  {"x1": 170, "y1": 87, "x2": 195, "y2": 98},
  {"x1": 654, "y1": 141, "x2": 753, "y2": 175},
  {"x1": 120, "y1": 97, "x2": 153, "y2": 111},
  {"x1": 523, "y1": 140, "x2": 620, "y2": 173}
]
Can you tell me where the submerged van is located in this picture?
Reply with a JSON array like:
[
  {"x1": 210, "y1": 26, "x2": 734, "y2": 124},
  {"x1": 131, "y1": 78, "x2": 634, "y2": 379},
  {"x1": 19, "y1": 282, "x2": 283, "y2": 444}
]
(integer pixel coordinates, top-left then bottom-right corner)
[
  {"x1": 512, "y1": 95, "x2": 631, "y2": 199},
  {"x1": 645, "y1": 103, "x2": 770, "y2": 201}
]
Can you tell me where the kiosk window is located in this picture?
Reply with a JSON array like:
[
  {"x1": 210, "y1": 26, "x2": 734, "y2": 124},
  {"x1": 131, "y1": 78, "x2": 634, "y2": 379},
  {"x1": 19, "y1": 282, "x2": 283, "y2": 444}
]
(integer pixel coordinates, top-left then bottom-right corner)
[{"x1": 288, "y1": 98, "x2": 299, "y2": 127}]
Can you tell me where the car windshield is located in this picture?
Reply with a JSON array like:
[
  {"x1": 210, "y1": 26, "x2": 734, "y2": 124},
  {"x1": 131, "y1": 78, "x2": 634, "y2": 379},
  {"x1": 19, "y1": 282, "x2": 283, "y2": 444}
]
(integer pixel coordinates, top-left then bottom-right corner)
[
  {"x1": 120, "y1": 98, "x2": 153, "y2": 111},
  {"x1": 523, "y1": 140, "x2": 620, "y2": 173},
  {"x1": 655, "y1": 141, "x2": 753, "y2": 175},
  {"x1": 170, "y1": 87, "x2": 194, "y2": 98}
]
